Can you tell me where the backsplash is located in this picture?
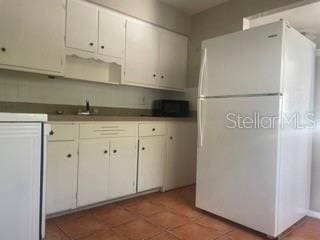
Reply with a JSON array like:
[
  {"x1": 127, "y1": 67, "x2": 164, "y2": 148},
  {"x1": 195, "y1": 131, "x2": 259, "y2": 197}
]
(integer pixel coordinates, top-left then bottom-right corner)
[{"x1": 0, "y1": 69, "x2": 189, "y2": 110}]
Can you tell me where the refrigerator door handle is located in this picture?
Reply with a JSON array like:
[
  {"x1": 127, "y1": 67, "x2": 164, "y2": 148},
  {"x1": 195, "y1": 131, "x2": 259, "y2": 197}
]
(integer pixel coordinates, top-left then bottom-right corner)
[
  {"x1": 198, "y1": 48, "x2": 207, "y2": 98},
  {"x1": 198, "y1": 98, "x2": 204, "y2": 148}
]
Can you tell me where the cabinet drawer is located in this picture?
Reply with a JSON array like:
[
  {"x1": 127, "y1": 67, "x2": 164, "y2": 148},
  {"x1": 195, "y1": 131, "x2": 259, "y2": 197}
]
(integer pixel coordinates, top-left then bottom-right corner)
[
  {"x1": 139, "y1": 123, "x2": 166, "y2": 137},
  {"x1": 49, "y1": 124, "x2": 78, "y2": 141},
  {"x1": 80, "y1": 123, "x2": 138, "y2": 139}
]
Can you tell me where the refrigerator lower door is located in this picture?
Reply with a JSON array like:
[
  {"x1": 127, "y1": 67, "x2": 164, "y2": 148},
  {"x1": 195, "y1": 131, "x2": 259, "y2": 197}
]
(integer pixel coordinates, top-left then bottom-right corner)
[
  {"x1": 0, "y1": 123, "x2": 42, "y2": 240},
  {"x1": 196, "y1": 96, "x2": 281, "y2": 237}
]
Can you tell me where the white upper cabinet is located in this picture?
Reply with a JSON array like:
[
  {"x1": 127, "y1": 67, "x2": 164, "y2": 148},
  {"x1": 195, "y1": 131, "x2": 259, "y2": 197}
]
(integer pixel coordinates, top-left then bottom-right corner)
[
  {"x1": 66, "y1": 0, "x2": 98, "y2": 53},
  {"x1": 124, "y1": 19, "x2": 188, "y2": 91},
  {"x1": 66, "y1": 0, "x2": 125, "y2": 64},
  {"x1": 158, "y1": 32, "x2": 188, "y2": 90},
  {"x1": 124, "y1": 21, "x2": 160, "y2": 87},
  {"x1": 0, "y1": 0, "x2": 65, "y2": 74},
  {"x1": 98, "y1": 10, "x2": 125, "y2": 59}
]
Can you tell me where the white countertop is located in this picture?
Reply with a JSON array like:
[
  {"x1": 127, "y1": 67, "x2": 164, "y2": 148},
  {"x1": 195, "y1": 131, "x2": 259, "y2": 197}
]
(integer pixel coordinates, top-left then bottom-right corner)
[{"x1": 0, "y1": 113, "x2": 48, "y2": 122}]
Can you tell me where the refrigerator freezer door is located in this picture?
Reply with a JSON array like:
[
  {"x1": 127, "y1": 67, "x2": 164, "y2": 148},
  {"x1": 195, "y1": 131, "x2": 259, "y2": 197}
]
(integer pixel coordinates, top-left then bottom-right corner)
[
  {"x1": 200, "y1": 21, "x2": 284, "y2": 97},
  {"x1": 196, "y1": 96, "x2": 281, "y2": 236}
]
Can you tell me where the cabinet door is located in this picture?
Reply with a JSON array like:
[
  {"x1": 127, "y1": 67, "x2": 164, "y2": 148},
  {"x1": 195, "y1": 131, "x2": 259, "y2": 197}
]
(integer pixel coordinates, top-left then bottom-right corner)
[
  {"x1": 66, "y1": 0, "x2": 98, "y2": 52},
  {"x1": 0, "y1": 0, "x2": 64, "y2": 73},
  {"x1": 158, "y1": 32, "x2": 188, "y2": 90},
  {"x1": 165, "y1": 122, "x2": 197, "y2": 190},
  {"x1": 109, "y1": 138, "x2": 137, "y2": 199},
  {"x1": 125, "y1": 20, "x2": 159, "y2": 86},
  {"x1": 98, "y1": 10, "x2": 125, "y2": 59},
  {"x1": 46, "y1": 141, "x2": 78, "y2": 214},
  {"x1": 78, "y1": 139, "x2": 109, "y2": 207},
  {"x1": 138, "y1": 136, "x2": 166, "y2": 192}
]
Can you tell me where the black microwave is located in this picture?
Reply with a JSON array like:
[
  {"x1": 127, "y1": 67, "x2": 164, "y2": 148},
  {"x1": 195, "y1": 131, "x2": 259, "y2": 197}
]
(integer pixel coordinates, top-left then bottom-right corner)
[{"x1": 152, "y1": 100, "x2": 190, "y2": 117}]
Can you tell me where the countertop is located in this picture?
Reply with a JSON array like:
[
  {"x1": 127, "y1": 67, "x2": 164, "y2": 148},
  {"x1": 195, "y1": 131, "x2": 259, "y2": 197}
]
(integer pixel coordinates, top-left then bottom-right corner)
[
  {"x1": 0, "y1": 112, "x2": 48, "y2": 122},
  {"x1": 48, "y1": 114, "x2": 196, "y2": 122}
]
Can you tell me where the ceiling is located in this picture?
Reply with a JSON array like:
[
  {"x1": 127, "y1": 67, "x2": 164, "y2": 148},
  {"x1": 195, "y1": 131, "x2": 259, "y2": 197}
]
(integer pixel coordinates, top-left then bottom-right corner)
[
  {"x1": 246, "y1": 1, "x2": 320, "y2": 46},
  {"x1": 159, "y1": 0, "x2": 229, "y2": 15}
]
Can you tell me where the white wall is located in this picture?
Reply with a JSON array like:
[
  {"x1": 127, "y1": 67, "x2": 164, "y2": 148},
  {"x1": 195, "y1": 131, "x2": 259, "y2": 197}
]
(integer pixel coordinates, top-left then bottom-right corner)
[
  {"x1": 0, "y1": 69, "x2": 185, "y2": 109},
  {"x1": 311, "y1": 52, "x2": 320, "y2": 212},
  {"x1": 89, "y1": 0, "x2": 191, "y2": 35}
]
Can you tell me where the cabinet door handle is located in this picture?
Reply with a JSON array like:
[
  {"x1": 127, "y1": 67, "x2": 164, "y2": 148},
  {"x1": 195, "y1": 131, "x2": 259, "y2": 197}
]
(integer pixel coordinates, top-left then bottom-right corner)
[
  {"x1": 1, "y1": 47, "x2": 6, "y2": 52},
  {"x1": 49, "y1": 130, "x2": 54, "y2": 136},
  {"x1": 161, "y1": 75, "x2": 164, "y2": 79},
  {"x1": 142, "y1": 147, "x2": 145, "y2": 151},
  {"x1": 104, "y1": 150, "x2": 108, "y2": 154},
  {"x1": 113, "y1": 150, "x2": 117, "y2": 153},
  {"x1": 89, "y1": 42, "x2": 94, "y2": 46},
  {"x1": 152, "y1": 128, "x2": 155, "y2": 132},
  {"x1": 67, "y1": 154, "x2": 72, "y2": 158},
  {"x1": 153, "y1": 74, "x2": 156, "y2": 77},
  {"x1": 170, "y1": 136, "x2": 173, "y2": 140},
  {"x1": 101, "y1": 46, "x2": 105, "y2": 49}
]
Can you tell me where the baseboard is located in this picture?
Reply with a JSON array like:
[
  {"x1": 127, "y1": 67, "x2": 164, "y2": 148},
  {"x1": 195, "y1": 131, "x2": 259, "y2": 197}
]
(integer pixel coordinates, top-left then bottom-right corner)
[{"x1": 308, "y1": 210, "x2": 320, "y2": 219}]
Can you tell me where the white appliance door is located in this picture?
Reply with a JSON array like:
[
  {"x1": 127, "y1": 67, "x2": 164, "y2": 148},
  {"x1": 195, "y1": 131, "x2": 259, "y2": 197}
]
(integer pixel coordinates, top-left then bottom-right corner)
[
  {"x1": 199, "y1": 21, "x2": 283, "y2": 98},
  {"x1": 196, "y1": 96, "x2": 281, "y2": 236},
  {"x1": 0, "y1": 123, "x2": 42, "y2": 240}
]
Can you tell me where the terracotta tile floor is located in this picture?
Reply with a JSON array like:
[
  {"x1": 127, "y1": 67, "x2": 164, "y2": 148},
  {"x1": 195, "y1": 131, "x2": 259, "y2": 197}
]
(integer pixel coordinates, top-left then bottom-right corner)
[{"x1": 46, "y1": 186, "x2": 320, "y2": 240}]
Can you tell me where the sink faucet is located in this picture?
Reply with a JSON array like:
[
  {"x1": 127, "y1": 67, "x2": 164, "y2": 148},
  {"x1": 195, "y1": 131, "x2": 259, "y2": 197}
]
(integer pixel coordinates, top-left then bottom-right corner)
[
  {"x1": 86, "y1": 100, "x2": 90, "y2": 112},
  {"x1": 78, "y1": 100, "x2": 93, "y2": 116}
]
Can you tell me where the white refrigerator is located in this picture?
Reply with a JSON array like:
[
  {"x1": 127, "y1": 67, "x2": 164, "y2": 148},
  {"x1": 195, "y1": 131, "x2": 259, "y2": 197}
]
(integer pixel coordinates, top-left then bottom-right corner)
[
  {"x1": 196, "y1": 21, "x2": 315, "y2": 237},
  {"x1": 0, "y1": 113, "x2": 49, "y2": 240}
]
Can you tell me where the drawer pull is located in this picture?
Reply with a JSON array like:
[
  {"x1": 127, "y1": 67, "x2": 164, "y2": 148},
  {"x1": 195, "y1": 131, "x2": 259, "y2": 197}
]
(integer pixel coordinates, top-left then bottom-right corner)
[
  {"x1": 104, "y1": 150, "x2": 108, "y2": 154},
  {"x1": 170, "y1": 136, "x2": 173, "y2": 140},
  {"x1": 113, "y1": 150, "x2": 117, "y2": 153},
  {"x1": 49, "y1": 130, "x2": 54, "y2": 136},
  {"x1": 67, "y1": 154, "x2": 72, "y2": 158},
  {"x1": 152, "y1": 128, "x2": 156, "y2": 132},
  {"x1": 142, "y1": 147, "x2": 145, "y2": 151}
]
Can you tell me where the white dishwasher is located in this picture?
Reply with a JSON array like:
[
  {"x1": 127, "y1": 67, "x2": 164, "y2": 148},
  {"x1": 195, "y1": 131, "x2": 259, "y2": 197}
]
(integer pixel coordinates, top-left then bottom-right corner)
[{"x1": 0, "y1": 113, "x2": 49, "y2": 240}]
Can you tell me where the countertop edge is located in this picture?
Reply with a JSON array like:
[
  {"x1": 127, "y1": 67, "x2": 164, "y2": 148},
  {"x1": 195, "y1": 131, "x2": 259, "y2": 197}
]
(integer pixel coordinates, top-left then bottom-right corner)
[
  {"x1": 0, "y1": 113, "x2": 48, "y2": 122},
  {"x1": 48, "y1": 115, "x2": 196, "y2": 122}
]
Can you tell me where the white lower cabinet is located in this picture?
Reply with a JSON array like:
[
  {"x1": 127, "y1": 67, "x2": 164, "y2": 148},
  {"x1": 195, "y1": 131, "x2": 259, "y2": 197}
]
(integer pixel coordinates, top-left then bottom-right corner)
[
  {"x1": 46, "y1": 120, "x2": 196, "y2": 214},
  {"x1": 77, "y1": 139, "x2": 109, "y2": 207},
  {"x1": 46, "y1": 141, "x2": 78, "y2": 214},
  {"x1": 109, "y1": 138, "x2": 138, "y2": 199},
  {"x1": 165, "y1": 122, "x2": 197, "y2": 190},
  {"x1": 138, "y1": 136, "x2": 166, "y2": 192}
]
